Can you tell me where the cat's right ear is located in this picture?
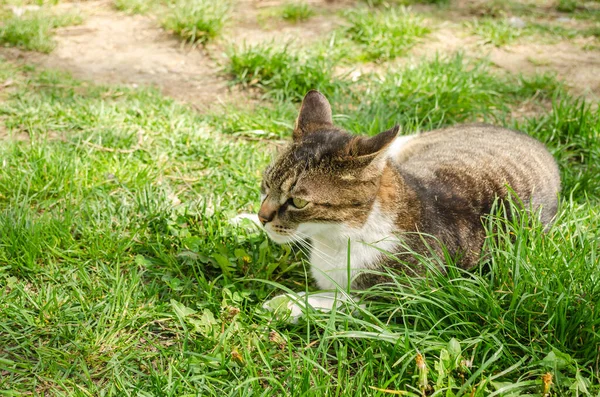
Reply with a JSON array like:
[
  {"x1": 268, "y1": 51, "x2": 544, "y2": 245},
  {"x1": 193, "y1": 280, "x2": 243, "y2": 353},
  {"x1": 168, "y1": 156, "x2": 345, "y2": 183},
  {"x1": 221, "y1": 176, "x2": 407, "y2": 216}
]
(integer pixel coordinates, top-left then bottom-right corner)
[{"x1": 293, "y1": 90, "x2": 333, "y2": 141}]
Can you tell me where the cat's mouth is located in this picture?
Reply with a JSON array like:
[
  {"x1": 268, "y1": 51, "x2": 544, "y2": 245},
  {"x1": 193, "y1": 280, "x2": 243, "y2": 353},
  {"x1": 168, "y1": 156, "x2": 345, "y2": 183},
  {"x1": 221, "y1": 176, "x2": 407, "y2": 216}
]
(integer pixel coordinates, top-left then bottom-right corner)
[{"x1": 265, "y1": 224, "x2": 301, "y2": 244}]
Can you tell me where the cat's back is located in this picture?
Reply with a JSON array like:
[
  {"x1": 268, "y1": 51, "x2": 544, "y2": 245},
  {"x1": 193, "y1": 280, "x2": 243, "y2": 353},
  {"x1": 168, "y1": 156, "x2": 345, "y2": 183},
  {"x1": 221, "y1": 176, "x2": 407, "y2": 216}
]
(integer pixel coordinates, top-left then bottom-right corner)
[
  {"x1": 393, "y1": 123, "x2": 560, "y2": 225},
  {"x1": 396, "y1": 124, "x2": 554, "y2": 170}
]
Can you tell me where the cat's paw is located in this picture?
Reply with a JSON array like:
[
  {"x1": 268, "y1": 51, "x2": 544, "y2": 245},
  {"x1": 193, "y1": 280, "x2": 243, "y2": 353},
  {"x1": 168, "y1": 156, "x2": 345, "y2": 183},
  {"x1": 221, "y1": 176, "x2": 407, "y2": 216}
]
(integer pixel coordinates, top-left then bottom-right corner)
[
  {"x1": 263, "y1": 291, "x2": 356, "y2": 323},
  {"x1": 230, "y1": 213, "x2": 262, "y2": 228}
]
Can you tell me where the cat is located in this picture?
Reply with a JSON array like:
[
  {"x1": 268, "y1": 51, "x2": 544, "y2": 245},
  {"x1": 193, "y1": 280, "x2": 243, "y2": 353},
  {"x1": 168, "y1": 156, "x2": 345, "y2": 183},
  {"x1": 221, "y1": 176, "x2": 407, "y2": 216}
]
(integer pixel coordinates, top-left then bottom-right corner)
[{"x1": 255, "y1": 90, "x2": 560, "y2": 316}]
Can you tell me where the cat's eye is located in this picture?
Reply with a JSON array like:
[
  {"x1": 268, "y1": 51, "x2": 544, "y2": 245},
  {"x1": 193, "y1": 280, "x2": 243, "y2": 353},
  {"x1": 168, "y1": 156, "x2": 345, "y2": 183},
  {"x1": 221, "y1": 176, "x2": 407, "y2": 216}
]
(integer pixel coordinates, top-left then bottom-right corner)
[{"x1": 291, "y1": 198, "x2": 309, "y2": 209}]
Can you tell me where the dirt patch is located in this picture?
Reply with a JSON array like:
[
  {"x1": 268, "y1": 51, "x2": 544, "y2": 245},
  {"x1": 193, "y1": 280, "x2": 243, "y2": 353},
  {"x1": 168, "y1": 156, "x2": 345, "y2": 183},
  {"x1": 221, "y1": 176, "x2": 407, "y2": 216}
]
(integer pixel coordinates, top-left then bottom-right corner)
[
  {"x1": 0, "y1": 0, "x2": 233, "y2": 111},
  {"x1": 0, "y1": 0, "x2": 347, "y2": 111},
  {"x1": 0, "y1": 119, "x2": 29, "y2": 142},
  {"x1": 349, "y1": 21, "x2": 600, "y2": 102},
  {"x1": 412, "y1": 24, "x2": 480, "y2": 58},
  {"x1": 226, "y1": 0, "x2": 344, "y2": 46},
  {"x1": 0, "y1": 0, "x2": 598, "y2": 113},
  {"x1": 489, "y1": 41, "x2": 600, "y2": 101},
  {"x1": 415, "y1": 23, "x2": 600, "y2": 101}
]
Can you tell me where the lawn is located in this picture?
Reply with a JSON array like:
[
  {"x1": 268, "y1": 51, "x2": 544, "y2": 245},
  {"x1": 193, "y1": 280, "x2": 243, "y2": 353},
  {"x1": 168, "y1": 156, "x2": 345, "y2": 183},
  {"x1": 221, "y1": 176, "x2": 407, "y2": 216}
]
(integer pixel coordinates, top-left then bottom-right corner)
[{"x1": 0, "y1": 0, "x2": 599, "y2": 395}]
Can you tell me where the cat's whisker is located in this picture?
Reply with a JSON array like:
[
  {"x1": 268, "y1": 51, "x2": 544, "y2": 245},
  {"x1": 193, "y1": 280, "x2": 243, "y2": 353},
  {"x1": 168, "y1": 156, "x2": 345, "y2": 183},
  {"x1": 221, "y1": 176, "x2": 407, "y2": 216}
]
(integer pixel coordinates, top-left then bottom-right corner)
[
  {"x1": 291, "y1": 238, "x2": 311, "y2": 258},
  {"x1": 294, "y1": 238, "x2": 341, "y2": 272},
  {"x1": 291, "y1": 241, "x2": 315, "y2": 264},
  {"x1": 294, "y1": 230, "x2": 337, "y2": 251},
  {"x1": 294, "y1": 231, "x2": 340, "y2": 263},
  {"x1": 291, "y1": 238, "x2": 313, "y2": 258},
  {"x1": 293, "y1": 230, "x2": 336, "y2": 254},
  {"x1": 293, "y1": 232, "x2": 335, "y2": 261},
  {"x1": 293, "y1": 243, "x2": 311, "y2": 260}
]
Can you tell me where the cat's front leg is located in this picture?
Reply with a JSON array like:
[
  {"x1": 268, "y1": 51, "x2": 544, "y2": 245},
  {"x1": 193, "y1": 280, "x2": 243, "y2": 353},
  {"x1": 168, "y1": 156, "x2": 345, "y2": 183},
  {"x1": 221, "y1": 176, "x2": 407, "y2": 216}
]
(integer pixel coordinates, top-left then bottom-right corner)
[
  {"x1": 230, "y1": 213, "x2": 262, "y2": 228},
  {"x1": 263, "y1": 291, "x2": 358, "y2": 323}
]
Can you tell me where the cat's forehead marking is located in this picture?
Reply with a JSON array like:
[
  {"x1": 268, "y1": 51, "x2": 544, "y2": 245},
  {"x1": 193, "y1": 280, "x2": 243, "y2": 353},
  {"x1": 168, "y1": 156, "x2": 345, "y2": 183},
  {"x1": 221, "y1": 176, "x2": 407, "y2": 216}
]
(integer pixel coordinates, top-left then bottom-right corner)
[
  {"x1": 276, "y1": 175, "x2": 297, "y2": 204},
  {"x1": 281, "y1": 176, "x2": 295, "y2": 193},
  {"x1": 264, "y1": 155, "x2": 301, "y2": 204}
]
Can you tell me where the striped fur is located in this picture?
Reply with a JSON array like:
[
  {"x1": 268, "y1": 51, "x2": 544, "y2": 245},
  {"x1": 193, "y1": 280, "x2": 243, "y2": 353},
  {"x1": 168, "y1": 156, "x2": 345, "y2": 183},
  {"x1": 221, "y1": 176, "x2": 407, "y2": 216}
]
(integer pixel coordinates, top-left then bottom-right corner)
[{"x1": 258, "y1": 91, "x2": 561, "y2": 290}]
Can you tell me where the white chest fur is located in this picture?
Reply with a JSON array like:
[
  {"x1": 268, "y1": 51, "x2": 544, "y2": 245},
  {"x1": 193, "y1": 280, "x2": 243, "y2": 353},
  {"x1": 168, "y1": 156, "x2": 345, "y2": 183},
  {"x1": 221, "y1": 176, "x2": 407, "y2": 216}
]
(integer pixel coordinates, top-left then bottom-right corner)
[
  {"x1": 298, "y1": 202, "x2": 398, "y2": 290},
  {"x1": 296, "y1": 135, "x2": 416, "y2": 290}
]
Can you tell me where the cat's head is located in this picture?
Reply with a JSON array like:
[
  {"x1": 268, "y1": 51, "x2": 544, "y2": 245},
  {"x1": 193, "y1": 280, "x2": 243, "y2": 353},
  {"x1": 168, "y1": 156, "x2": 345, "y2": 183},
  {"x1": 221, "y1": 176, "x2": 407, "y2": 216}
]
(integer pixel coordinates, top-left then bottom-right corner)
[{"x1": 258, "y1": 90, "x2": 398, "y2": 244}]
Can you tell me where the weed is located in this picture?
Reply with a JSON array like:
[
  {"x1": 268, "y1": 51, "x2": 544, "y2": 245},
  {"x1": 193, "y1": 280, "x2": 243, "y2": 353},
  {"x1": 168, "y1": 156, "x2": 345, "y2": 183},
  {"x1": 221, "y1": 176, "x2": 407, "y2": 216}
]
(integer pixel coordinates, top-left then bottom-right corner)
[
  {"x1": 557, "y1": 0, "x2": 578, "y2": 13},
  {"x1": 162, "y1": 0, "x2": 229, "y2": 44},
  {"x1": 469, "y1": 17, "x2": 599, "y2": 46},
  {"x1": 465, "y1": 0, "x2": 510, "y2": 18},
  {"x1": 226, "y1": 43, "x2": 347, "y2": 101},
  {"x1": 113, "y1": 0, "x2": 157, "y2": 15},
  {"x1": 343, "y1": 6, "x2": 430, "y2": 61},
  {"x1": 467, "y1": 18, "x2": 525, "y2": 46},
  {"x1": 583, "y1": 24, "x2": 600, "y2": 38},
  {"x1": 361, "y1": 0, "x2": 448, "y2": 6},
  {"x1": 279, "y1": 2, "x2": 314, "y2": 23},
  {"x1": 335, "y1": 55, "x2": 562, "y2": 135},
  {"x1": 0, "y1": 8, "x2": 83, "y2": 53},
  {"x1": 530, "y1": 21, "x2": 582, "y2": 40}
]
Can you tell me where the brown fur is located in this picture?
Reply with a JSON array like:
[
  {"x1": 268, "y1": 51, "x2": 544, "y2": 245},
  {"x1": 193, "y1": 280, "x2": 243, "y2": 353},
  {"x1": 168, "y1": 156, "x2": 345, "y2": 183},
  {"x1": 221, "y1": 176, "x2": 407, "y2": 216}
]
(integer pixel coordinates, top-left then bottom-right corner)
[{"x1": 259, "y1": 90, "x2": 561, "y2": 288}]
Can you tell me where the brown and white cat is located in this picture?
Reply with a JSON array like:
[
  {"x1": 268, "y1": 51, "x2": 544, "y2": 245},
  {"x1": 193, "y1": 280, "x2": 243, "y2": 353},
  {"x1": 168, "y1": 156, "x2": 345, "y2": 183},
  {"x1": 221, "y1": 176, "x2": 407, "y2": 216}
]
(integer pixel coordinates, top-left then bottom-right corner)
[{"x1": 255, "y1": 90, "x2": 560, "y2": 309}]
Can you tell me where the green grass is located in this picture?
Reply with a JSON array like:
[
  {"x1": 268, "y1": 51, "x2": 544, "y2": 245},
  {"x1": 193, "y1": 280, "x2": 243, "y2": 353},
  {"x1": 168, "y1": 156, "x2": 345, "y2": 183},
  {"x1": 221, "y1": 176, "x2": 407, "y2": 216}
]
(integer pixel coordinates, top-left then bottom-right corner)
[
  {"x1": 278, "y1": 1, "x2": 315, "y2": 23},
  {"x1": 0, "y1": 8, "x2": 83, "y2": 53},
  {"x1": 226, "y1": 42, "x2": 348, "y2": 102},
  {"x1": 1, "y1": 1, "x2": 600, "y2": 393},
  {"x1": 472, "y1": 0, "x2": 600, "y2": 21},
  {"x1": 223, "y1": 51, "x2": 564, "y2": 140},
  {"x1": 0, "y1": 62, "x2": 296, "y2": 393},
  {"x1": 342, "y1": 6, "x2": 431, "y2": 62},
  {"x1": 337, "y1": 56, "x2": 563, "y2": 135},
  {"x1": 557, "y1": 0, "x2": 578, "y2": 13},
  {"x1": 113, "y1": 0, "x2": 159, "y2": 15},
  {"x1": 517, "y1": 98, "x2": 600, "y2": 200},
  {"x1": 357, "y1": 197, "x2": 600, "y2": 395},
  {"x1": 361, "y1": 0, "x2": 449, "y2": 6},
  {"x1": 467, "y1": 18, "x2": 527, "y2": 46},
  {"x1": 206, "y1": 101, "x2": 297, "y2": 140},
  {"x1": 161, "y1": 0, "x2": 229, "y2": 44},
  {"x1": 468, "y1": 17, "x2": 600, "y2": 46}
]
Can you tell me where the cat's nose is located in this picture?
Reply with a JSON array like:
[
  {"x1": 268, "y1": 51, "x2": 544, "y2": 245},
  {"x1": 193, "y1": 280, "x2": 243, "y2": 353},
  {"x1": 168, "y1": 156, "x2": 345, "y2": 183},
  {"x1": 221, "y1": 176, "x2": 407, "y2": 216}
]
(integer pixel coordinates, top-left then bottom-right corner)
[
  {"x1": 258, "y1": 213, "x2": 272, "y2": 225},
  {"x1": 258, "y1": 199, "x2": 277, "y2": 225},
  {"x1": 258, "y1": 209, "x2": 275, "y2": 225}
]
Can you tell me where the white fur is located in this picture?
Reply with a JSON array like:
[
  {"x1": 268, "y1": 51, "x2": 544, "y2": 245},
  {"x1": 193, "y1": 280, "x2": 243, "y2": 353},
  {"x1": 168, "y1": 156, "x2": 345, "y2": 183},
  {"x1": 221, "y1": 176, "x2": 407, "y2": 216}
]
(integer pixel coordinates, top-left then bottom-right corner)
[
  {"x1": 260, "y1": 135, "x2": 417, "y2": 290},
  {"x1": 293, "y1": 135, "x2": 416, "y2": 290},
  {"x1": 298, "y1": 201, "x2": 398, "y2": 290},
  {"x1": 262, "y1": 291, "x2": 358, "y2": 323},
  {"x1": 386, "y1": 134, "x2": 416, "y2": 159},
  {"x1": 230, "y1": 213, "x2": 261, "y2": 227},
  {"x1": 242, "y1": 134, "x2": 418, "y2": 321},
  {"x1": 264, "y1": 223, "x2": 295, "y2": 244}
]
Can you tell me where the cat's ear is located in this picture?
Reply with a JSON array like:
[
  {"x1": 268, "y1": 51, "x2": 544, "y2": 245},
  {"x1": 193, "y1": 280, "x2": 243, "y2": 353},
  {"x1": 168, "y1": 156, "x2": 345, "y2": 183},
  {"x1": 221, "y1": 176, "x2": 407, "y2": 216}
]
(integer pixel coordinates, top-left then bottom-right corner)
[
  {"x1": 293, "y1": 90, "x2": 333, "y2": 141},
  {"x1": 346, "y1": 125, "x2": 399, "y2": 158}
]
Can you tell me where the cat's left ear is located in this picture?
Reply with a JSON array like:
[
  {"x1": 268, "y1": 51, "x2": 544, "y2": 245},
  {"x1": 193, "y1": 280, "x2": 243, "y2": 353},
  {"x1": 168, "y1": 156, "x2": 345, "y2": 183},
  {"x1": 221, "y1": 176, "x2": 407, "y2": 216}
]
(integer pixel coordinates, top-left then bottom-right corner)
[
  {"x1": 293, "y1": 90, "x2": 333, "y2": 141},
  {"x1": 346, "y1": 125, "x2": 399, "y2": 158}
]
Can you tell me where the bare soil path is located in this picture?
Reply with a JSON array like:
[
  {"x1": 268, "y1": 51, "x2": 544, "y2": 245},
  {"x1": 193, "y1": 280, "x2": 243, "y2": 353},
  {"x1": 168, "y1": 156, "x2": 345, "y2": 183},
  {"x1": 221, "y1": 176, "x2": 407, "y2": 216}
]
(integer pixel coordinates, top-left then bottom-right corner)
[
  {"x1": 0, "y1": 0, "x2": 233, "y2": 110},
  {"x1": 360, "y1": 23, "x2": 600, "y2": 102},
  {"x1": 489, "y1": 41, "x2": 600, "y2": 101},
  {"x1": 0, "y1": 0, "x2": 599, "y2": 110},
  {"x1": 0, "y1": 0, "x2": 345, "y2": 110}
]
